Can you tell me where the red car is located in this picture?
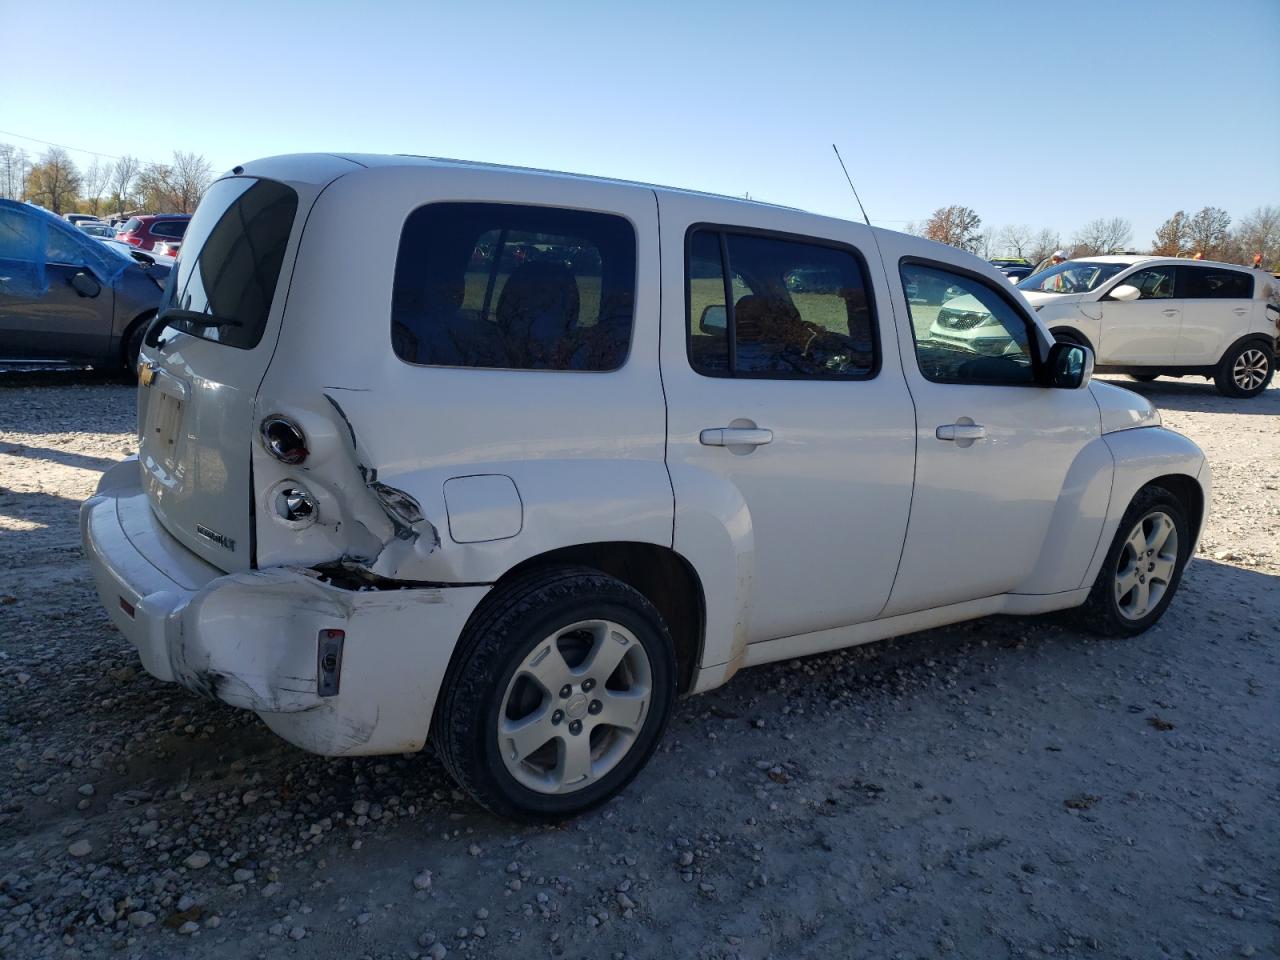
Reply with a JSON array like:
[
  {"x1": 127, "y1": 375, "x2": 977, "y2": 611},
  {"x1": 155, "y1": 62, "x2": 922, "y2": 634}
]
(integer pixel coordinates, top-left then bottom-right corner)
[{"x1": 116, "y1": 214, "x2": 191, "y2": 252}]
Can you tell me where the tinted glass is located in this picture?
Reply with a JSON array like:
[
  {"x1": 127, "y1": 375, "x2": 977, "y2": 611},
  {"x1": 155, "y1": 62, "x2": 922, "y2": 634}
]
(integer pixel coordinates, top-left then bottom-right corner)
[
  {"x1": 1119, "y1": 266, "x2": 1174, "y2": 300},
  {"x1": 686, "y1": 228, "x2": 876, "y2": 379},
  {"x1": 901, "y1": 263, "x2": 1036, "y2": 385},
  {"x1": 164, "y1": 177, "x2": 299, "y2": 350},
  {"x1": 1179, "y1": 266, "x2": 1253, "y2": 299},
  {"x1": 151, "y1": 220, "x2": 189, "y2": 239},
  {"x1": 393, "y1": 203, "x2": 636, "y2": 371}
]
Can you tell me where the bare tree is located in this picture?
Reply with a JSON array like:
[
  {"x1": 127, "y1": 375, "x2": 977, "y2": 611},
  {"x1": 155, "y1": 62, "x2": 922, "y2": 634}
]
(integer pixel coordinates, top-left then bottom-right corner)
[
  {"x1": 1072, "y1": 217, "x2": 1133, "y2": 256},
  {"x1": 1234, "y1": 205, "x2": 1280, "y2": 270},
  {"x1": 995, "y1": 224, "x2": 1034, "y2": 258},
  {"x1": 81, "y1": 158, "x2": 110, "y2": 216},
  {"x1": 109, "y1": 155, "x2": 140, "y2": 215},
  {"x1": 1027, "y1": 228, "x2": 1061, "y2": 264},
  {"x1": 134, "y1": 162, "x2": 176, "y2": 213},
  {"x1": 923, "y1": 205, "x2": 983, "y2": 252},
  {"x1": 1186, "y1": 207, "x2": 1231, "y2": 260},
  {"x1": 25, "y1": 147, "x2": 82, "y2": 213},
  {"x1": 1151, "y1": 211, "x2": 1190, "y2": 257},
  {"x1": 0, "y1": 143, "x2": 24, "y2": 199},
  {"x1": 169, "y1": 152, "x2": 213, "y2": 213}
]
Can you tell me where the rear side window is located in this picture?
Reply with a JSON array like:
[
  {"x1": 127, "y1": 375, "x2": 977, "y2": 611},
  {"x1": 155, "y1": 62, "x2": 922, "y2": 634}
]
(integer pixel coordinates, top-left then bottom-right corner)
[
  {"x1": 152, "y1": 220, "x2": 189, "y2": 240},
  {"x1": 686, "y1": 227, "x2": 876, "y2": 379},
  {"x1": 1178, "y1": 266, "x2": 1253, "y2": 299},
  {"x1": 392, "y1": 203, "x2": 636, "y2": 371},
  {"x1": 164, "y1": 177, "x2": 299, "y2": 350}
]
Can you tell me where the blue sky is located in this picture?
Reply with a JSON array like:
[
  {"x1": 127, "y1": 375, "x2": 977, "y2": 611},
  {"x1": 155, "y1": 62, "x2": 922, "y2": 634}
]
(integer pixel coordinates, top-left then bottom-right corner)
[{"x1": 3, "y1": 0, "x2": 1277, "y2": 250}]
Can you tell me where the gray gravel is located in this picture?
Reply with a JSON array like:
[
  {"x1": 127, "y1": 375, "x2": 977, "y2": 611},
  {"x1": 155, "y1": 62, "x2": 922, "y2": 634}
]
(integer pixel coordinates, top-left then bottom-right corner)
[{"x1": 0, "y1": 369, "x2": 1277, "y2": 960}]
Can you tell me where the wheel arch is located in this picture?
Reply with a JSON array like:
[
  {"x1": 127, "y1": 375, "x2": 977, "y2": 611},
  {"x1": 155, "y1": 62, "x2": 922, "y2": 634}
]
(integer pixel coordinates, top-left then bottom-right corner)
[
  {"x1": 119, "y1": 308, "x2": 157, "y2": 369},
  {"x1": 481, "y1": 541, "x2": 706, "y2": 695},
  {"x1": 1082, "y1": 428, "x2": 1210, "y2": 591},
  {"x1": 1049, "y1": 325, "x2": 1094, "y2": 352},
  {"x1": 1217, "y1": 331, "x2": 1276, "y2": 366}
]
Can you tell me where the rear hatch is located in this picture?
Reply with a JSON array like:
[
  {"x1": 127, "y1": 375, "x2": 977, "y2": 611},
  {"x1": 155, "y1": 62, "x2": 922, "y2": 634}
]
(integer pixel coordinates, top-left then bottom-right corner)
[{"x1": 137, "y1": 160, "x2": 355, "y2": 571}]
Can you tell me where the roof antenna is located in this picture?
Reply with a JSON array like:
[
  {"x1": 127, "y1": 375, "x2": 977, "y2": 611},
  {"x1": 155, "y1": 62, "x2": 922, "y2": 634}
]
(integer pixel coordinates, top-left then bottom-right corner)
[{"x1": 832, "y1": 144, "x2": 871, "y2": 227}]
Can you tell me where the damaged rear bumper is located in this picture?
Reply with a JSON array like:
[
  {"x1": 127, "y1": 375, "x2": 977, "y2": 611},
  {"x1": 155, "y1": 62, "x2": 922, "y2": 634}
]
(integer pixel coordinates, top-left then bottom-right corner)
[{"x1": 80, "y1": 459, "x2": 489, "y2": 756}]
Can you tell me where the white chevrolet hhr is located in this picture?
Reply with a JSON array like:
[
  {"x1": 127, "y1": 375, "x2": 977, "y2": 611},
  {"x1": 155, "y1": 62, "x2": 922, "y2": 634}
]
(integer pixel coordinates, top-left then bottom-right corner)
[{"x1": 82, "y1": 155, "x2": 1211, "y2": 820}]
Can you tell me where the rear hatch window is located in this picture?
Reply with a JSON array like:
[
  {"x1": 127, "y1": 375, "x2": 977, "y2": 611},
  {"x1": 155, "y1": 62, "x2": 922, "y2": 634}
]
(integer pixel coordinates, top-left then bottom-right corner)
[{"x1": 163, "y1": 178, "x2": 298, "y2": 349}]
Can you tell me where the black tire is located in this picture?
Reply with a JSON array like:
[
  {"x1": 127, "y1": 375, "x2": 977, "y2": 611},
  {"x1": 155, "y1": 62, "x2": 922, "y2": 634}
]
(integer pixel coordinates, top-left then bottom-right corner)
[
  {"x1": 1075, "y1": 485, "x2": 1191, "y2": 637},
  {"x1": 1213, "y1": 340, "x2": 1274, "y2": 398},
  {"x1": 432, "y1": 566, "x2": 676, "y2": 821},
  {"x1": 121, "y1": 316, "x2": 150, "y2": 376},
  {"x1": 1128, "y1": 373, "x2": 1160, "y2": 382},
  {"x1": 1051, "y1": 330, "x2": 1082, "y2": 345}
]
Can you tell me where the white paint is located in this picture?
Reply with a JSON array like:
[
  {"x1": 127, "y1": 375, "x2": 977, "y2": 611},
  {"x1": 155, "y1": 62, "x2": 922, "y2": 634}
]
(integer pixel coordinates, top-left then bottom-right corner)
[{"x1": 85, "y1": 154, "x2": 1215, "y2": 762}]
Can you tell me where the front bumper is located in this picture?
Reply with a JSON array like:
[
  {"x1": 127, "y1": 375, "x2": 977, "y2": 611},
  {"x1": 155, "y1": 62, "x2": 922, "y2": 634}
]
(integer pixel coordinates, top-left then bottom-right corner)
[{"x1": 80, "y1": 459, "x2": 489, "y2": 755}]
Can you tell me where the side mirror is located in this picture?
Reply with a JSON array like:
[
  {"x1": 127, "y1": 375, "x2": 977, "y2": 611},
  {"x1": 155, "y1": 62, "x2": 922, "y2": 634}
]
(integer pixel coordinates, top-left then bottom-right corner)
[
  {"x1": 1109, "y1": 283, "x2": 1141, "y2": 302},
  {"x1": 699, "y1": 304, "x2": 727, "y2": 333},
  {"x1": 1045, "y1": 341, "x2": 1093, "y2": 389},
  {"x1": 68, "y1": 270, "x2": 101, "y2": 298}
]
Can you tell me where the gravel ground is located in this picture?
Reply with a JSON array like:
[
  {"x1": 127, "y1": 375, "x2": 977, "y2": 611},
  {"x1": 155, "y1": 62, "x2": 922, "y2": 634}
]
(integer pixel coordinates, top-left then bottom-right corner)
[{"x1": 0, "y1": 370, "x2": 1276, "y2": 960}]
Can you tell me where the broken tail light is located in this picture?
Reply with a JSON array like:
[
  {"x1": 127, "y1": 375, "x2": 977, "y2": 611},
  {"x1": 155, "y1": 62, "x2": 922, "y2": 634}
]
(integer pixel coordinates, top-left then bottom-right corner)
[{"x1": 261, "y1": 416, "x2": 308, "y2": 465}]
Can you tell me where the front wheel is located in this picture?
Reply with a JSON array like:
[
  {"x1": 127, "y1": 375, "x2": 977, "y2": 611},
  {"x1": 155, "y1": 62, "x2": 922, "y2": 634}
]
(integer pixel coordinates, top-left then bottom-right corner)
[
  {"x1": 1129, "y1": 373, "x2": 1160, "y2": 383},
  {"x1": 1214, "y1": 341, "x2": 1273, "y2": 398},
  {"x1": 433, "y1": 567, "x2": 675, "y2": 821},
  {"x1": 1075, "y1": 485, "x2": 1191, "y2": 637}
]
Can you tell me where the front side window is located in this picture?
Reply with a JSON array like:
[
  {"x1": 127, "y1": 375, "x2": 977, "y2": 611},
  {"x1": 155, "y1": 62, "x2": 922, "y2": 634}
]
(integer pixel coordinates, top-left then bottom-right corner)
[
  {"x1": 686, "y1": 227, "x2": 876, "y2": 379},
  {"x1": 393, "y1": 203, "x2": 636, "y2": 371},
  {"x1": 1178, "y1": 266, "x2": 1253, "y2": 299},
  {"x1": 164, "y1": 177, "x2": 299, "y2": 350},
  {"x1": 901, "y1": 262, "x2": 1037, "y2": 385},
  {"x1": 1117, "y1": 266, "x2": 1174, "y2": 300}
]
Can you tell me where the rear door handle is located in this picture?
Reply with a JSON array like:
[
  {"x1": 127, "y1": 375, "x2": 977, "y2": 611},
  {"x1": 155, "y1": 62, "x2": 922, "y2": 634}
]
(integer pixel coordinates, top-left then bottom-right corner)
[
  {"x1": 700, "y1": 427, "x2": 773, "y2": 447},
  {"x1": 1161, "y1": 309, "x2": 1179, "y2": 317},
  {"x1": 936, "y1": 423, "x2": 986, "y2": 442},
  {"x1": 1232, "y1": 307, "x2": 1248, "y2": 315}
]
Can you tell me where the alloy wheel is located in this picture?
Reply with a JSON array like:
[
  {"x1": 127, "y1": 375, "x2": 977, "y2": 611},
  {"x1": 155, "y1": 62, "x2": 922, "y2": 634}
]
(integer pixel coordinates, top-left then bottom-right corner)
[
  {"x1": 1114, "y1": 511, "x2": 1179, "y2": 621},
  {"x1": 1232, "y1": 349, "x2": 1269, "y2": 391},
  {"x1": 497, "y1": 619, "x2": 652, "y2": 795}
]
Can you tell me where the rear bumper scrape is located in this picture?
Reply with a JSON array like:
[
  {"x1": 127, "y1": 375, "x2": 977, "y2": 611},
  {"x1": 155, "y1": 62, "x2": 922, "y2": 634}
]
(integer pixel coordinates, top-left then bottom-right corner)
[{"x1": 81, "y1": 459, "x2": 489, "y2": 756}]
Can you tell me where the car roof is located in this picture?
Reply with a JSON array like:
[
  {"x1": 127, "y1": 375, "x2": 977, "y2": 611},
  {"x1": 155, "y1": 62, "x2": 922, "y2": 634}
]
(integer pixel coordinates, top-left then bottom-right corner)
[{"x1": 1072, "y1": 254, "x2": 1254, "y2": 271}]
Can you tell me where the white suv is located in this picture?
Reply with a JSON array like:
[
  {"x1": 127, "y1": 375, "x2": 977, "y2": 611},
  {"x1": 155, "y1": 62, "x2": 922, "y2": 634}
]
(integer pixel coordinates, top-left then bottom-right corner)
[
  {"x1": 1015, "y1": 256, "x2": 1278, "y2": 397},
  {"x1": 81, "y1": 155, "x2": 1211, "y2": 819}
]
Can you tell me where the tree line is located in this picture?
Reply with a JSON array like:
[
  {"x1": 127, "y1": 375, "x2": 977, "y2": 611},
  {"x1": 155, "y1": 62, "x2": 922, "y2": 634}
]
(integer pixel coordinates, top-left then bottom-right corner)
[
  {"x1": 0, "y1": 144, "x2": 213, "y2": 218},
  {"x1": 906, "y1": 204, "x2": 1280, "y2": 271}
]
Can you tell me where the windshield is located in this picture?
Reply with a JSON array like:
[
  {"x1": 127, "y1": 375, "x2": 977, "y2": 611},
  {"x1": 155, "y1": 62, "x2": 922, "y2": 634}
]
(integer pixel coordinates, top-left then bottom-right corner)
[{"x1": 1018, "y1": 261, "x2": 1129, "y2": 295}]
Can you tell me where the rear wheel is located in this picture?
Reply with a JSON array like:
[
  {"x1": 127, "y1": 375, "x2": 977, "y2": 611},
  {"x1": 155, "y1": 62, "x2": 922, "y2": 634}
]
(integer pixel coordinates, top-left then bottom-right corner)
[
  {"x1": 1129, "y1": 373, "x2": 1159, "y2": 382},
  {"x1": 1214, "y1": 341, "x2": 1273, "y2": 398},
  {"x1": 433, "y1": 566, "x2": 675, "y2": 821},
  {"x1": 1075, "y1": 485, "x2": 1191, "y2": 637}
]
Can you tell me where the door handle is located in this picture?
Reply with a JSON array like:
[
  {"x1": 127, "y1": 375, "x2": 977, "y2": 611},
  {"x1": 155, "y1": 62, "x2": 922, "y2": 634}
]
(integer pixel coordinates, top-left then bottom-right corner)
[
  {"x1": 1232, "y1": 307, "x2": 1248, "y2": 315},
  {"x1": 700, "y1": 427, "x2": 773, "y2": 447},
  {"x1": 936, "y1": 423, "x2": 986, "y2": 442},
  {"x1": 1161, "y1": 309, "x2": 1178, "y2": 317}
]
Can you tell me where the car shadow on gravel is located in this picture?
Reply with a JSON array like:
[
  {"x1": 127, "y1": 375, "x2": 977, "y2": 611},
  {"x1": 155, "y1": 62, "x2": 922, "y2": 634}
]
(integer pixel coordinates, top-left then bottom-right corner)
[
  {"x1": 2, "y1": 442, "x2": 121, "y2": 473},
  {"x1": 1101, "y1": 375, "x2": 1280, "y2": 416},
  {"x1": 0, "y1": 366, "x2": 130, "y2": 389}
]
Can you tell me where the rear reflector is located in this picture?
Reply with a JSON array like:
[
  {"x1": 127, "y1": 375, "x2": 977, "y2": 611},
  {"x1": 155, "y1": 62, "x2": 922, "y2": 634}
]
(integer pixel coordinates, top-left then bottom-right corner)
[{"x1": 119, "y1": 597, "x2": 135, "y2": 618}]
